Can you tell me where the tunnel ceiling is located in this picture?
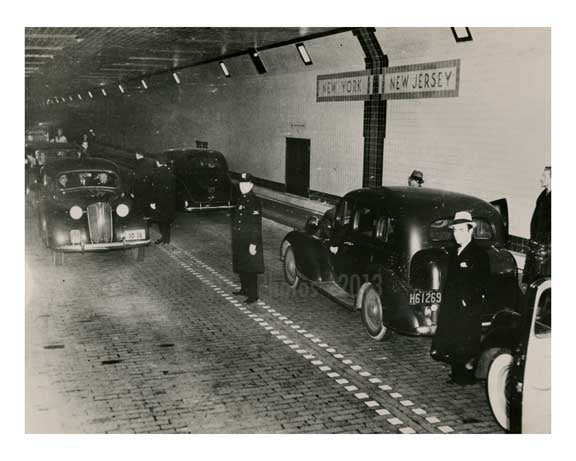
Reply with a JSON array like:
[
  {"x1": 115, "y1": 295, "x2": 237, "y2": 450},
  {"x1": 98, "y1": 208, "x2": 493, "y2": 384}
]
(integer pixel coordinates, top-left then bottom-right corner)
[{"x1": 25, "y1": 27, "x2": 344, "y2": 105}]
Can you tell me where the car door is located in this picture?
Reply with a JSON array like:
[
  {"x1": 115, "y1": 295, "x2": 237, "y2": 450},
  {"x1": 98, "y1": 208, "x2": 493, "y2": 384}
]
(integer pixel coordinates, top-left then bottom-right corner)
[
  {"x1": 327, "y1": 197, "x2": 357, "y2": 292},
  {"x1": 522, "y1": 279, "x2": 551, "y2": 433}
]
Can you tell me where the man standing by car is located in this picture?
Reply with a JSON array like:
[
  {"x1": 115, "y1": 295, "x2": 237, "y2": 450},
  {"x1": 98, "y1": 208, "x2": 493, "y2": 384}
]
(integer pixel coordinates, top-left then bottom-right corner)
[
  {"x1": 231, "y1": 173, "x2": 264, "y2": 304},
  {"x1": 150, "y1": 161, "x2": 176, "y2": 244},
  {"x1": 431, "y1": 211, "x2": 490, "y2": 385},
  {"x1": 523, "y1": 166, "x2": 551, "y2": 285}
]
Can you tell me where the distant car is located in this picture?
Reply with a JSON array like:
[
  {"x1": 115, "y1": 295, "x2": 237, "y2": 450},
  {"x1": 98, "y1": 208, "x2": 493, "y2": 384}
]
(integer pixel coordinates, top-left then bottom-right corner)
[
  {"x1": 34, "y1": 157, "x2": 150, "y2": 265},
  {"x1": 486, "y1": 278, "x2": 551, "y2": 433},
  {"x1": 280, "y1": 187, "x2": 519, "y2": 338},
  {"x1": 152, "y1": 149, "x2": 236, "y2": 211}
]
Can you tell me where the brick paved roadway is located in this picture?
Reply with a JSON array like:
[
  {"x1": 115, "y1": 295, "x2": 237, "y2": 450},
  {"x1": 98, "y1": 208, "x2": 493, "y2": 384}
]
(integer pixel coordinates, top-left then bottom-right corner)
[{"x1": 25, "y1": 206, "x2": 503, "y2": 434}]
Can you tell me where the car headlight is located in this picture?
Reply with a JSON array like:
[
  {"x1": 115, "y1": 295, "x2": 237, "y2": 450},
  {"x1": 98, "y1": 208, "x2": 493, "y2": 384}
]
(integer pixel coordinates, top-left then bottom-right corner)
[
  {"x1": 116, "y1": 203, "x2": 130, "y2": 217},
  {"x1": 69, "y1": 205, "x2": 83, "y2": 220}
]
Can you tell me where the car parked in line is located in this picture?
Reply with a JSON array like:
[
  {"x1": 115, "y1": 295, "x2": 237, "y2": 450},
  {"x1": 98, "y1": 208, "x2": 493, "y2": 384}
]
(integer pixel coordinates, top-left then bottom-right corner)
[
  {"x1": 485, "y1": 278, "x2": 551, "y2": 433},
  {"x1": 34, "y1": 157, "x2": 150, "y2": 265},
  {"x1": 151, "y1": 148, "x2": 236, "y2": 211},
  {"x1": 280, "y1": 187, "x2": 519, "y2": 338}
]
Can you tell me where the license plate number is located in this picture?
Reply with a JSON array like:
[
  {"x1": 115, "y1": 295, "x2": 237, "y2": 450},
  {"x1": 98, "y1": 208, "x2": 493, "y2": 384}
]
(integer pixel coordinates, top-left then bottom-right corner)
[
  {"x1": 409, "y1": 290, "x2": 442, "y2": 305},
  {"x1": 125, "y1": 229, "x2": 145, "y2": 241}
]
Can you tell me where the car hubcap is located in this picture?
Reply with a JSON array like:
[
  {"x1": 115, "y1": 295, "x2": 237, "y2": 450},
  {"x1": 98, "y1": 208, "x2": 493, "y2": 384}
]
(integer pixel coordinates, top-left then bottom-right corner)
[{"x1": 365, "y1": 290, "x2": 383, "y2": 333}]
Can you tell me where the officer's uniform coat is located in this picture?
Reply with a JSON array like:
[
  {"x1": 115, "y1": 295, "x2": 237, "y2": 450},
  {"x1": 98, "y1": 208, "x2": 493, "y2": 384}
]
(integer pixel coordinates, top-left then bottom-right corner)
[
  {"x1": 431, "y1": 239, "x2": 490, "y2": 365},
  {"x1": 523, "y1": 189, "x2": 551, "y2": 284},
  {"x1": 231, "y1": 191, "x2": 264, "y2": 274},
  {"x1": 151, "y1": 166, "x2": 176, "y2": 224}
]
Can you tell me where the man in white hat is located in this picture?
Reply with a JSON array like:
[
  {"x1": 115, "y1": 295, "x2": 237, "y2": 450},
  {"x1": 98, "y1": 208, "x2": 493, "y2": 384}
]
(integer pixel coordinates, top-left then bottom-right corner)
[{"x1": 430, "y1": 210, "x2": 490, "y2": 385}]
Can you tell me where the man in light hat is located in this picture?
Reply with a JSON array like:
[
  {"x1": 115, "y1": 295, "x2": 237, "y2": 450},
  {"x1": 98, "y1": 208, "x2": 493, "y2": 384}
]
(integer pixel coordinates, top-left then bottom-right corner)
[
  {"x1": 408, "y1": 170, "x2": 424, "y2": 187},
  {"x1": 231, "y1": 173, "x2": 264, "y2": 303},
  {"x1": 430, "y1": 210, "x2": 490, "y2": 385}
]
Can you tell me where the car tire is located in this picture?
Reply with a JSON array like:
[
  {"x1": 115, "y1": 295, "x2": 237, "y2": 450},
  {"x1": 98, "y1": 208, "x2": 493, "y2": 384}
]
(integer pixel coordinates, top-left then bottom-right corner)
[
  {"x1": 134, "y1": 247, "x2": 146, "y2": 261},
  {"x1": 487, "y1": 351, "x2": 514, "y2": 431},
  {"x1": 283, "y1": 245, "x2": 301, "y2": 289},
  {"x1": 361, "y1": 285, "x2": 389, "y2": 341},
  {"x1": 52, "y1": 250, "x2": 63, "y2": 266}
]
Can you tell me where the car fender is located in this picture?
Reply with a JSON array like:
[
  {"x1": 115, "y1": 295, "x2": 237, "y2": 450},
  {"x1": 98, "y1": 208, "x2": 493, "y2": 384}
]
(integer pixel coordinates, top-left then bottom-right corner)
[{"x1": 280, "y1": 231, "x2": 334, "y2": 283}]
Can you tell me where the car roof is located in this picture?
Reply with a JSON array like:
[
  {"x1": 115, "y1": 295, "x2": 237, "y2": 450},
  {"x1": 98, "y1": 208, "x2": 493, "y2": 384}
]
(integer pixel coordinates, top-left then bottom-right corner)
[
  {"x1": 42, "y1": 157, "x2": 120, "y2": 175},
  {"x1": 345, "y1": 187, "x2": 502, "y2": 222},
  {"x1": 27, "y1": 142, "x2": 80, "y2": 151},
  {"x1": 161, "y1": 148, "x2": 225, "y2": 157}
]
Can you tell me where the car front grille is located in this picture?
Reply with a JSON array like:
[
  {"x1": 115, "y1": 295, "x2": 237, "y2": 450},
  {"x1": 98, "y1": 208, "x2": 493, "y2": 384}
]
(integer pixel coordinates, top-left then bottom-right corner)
[{"x1": 87, "y1": 202, "x2": 113, "y2": 244}]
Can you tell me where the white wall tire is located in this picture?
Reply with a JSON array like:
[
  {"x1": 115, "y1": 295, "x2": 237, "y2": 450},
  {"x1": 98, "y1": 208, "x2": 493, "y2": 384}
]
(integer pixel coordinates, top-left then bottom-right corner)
[
  {"x1": 487, "y1": 352, "x2": 514, "y2": 431},
  {"x1": 361, "y1": 286, "x2": 389, "y2": 341},
  {"x1": 283, "y1": 245, "x2": 301, "y2": 289}
]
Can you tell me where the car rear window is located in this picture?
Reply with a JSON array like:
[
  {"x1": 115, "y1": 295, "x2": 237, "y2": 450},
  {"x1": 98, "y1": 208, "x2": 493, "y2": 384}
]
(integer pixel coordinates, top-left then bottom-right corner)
[{"x1": 429, "y1": 217, "x2": 494, "y2": 241}]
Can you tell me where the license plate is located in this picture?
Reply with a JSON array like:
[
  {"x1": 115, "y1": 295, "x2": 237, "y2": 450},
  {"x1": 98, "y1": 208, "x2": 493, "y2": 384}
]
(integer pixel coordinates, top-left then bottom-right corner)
[
  {"x1": 125, "y1": 229, "x2": 146, "y2": 241},
  {"x1": 409, "y1": 290, "x2": 442, "y2": 305}
]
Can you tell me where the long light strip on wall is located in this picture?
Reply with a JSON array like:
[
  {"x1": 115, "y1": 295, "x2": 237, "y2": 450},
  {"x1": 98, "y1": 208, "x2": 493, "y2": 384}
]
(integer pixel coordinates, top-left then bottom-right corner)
[
  {"x1": 296, "y1": 43, "x2": 313, "y2": 65},
  {"x1": 172, "y1": 72, "x2": 181, "y2": 84},
  {"x1": 219, "y1": 61, "x2": 230, "y2": 78}
]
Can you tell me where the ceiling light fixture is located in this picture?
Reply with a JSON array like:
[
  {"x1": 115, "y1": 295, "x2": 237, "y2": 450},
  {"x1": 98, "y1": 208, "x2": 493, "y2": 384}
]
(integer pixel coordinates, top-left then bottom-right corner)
[
  {"x1": 451, "y1": 27, "x2": 473, "y2": 42},
  {"x1": 88, "y1": 91, "x2": 93, "y2": 99},
  {"x1": 219, "y1": 61, "x2": 230, "y2": 78},
  {"x1": 101, "y1": 88, "x2": 107, "y2": 96},
  {"x1": 68, "y1": 96, "x2": 74, "y2": 101},
  {"x1": 172, "y1": 72, "x2": 181, "y2": 84},
  {"x1": 77, "y1": 94, "x2": 82, "y2": 100},
  {"x1": 118, "y1": 84, "x2": 125, "y2": 94},
  {"x1": 141, "y1": 79, "x2": 148, "y2": 89},
  {"x1": 25, "y1": 54, "x2": 54, "y2": 59},
  {"x1": 296, "y1": 43, "x2": 313, "y2": 65}
]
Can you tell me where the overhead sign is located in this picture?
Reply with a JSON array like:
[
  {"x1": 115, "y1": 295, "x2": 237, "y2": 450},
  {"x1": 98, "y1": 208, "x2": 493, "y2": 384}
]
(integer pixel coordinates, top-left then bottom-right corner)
[
  {"x1": 382, "y1": 59, "x2": 460, "y2": 99},
  {"x1": 316, "y1": 59, "x2": 460, "y2": 102},
  {"x1": 316, "y1": 70, "x2": 376, "y2": 102}
]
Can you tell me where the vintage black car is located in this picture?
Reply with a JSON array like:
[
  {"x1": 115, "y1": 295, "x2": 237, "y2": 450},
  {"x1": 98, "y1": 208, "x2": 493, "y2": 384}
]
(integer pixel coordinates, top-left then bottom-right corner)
[
  {"x1": 280, "y1": 187, "x2": 519, "y2": 338},
  {"x1": 484, "y1": 278, "x2": 551, "y2": 433},
  {"x1": 152, "y1": 149, "x2": 236, "y2": 211},
  {"x1": 34, "y1": 157, "x2": 150, "y2": 265}
]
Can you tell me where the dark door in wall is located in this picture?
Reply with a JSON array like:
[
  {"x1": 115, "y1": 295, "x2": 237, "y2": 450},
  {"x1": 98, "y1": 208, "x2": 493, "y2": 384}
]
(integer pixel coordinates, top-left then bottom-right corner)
[{"x1": 285, "y1": 138, "x2": 310, "y2": 197}]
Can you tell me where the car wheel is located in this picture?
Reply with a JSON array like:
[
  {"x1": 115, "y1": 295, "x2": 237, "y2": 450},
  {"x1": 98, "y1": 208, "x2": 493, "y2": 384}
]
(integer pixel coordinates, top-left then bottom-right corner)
[
  {"x1": 52, "y1": 250, "x2": 63, "y2": 266},
  {"x1": 487, "y1": 352, "x2": 514, "y2": 431},
  {"x1": 283, "y1": 245, "x2": 301, "y2": 289},
  {"x1": 134, "y1": 247, "x2": 146, "y2": 261},
  {"x1": 361, "y1": 286, "x2": 389, "y2": 341}
]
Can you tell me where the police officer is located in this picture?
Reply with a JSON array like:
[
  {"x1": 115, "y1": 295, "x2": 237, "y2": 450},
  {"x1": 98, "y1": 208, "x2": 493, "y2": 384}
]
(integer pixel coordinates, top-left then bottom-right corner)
[
  {"x1": 408, "y1": 169, "x2": 424, "y2": 187},
  {"x1": 231, "y1": 173, "x2": 264, "y2": 304},
  {"x1": 430, "y1": 211, "x2": 490, "y2": 385},
  {"x1": 150, "y1": 161, "x2": 176, "y2": 244},
  {"x1": 523, "y1": 166, "x2": 551, "y2": 285}
]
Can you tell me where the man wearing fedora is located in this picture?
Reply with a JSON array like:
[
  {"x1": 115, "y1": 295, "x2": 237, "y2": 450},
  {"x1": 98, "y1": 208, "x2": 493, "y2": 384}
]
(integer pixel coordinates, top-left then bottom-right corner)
[
  {"x1": 430, "y1": 211, "x2": 490, "y2": 385},
  {"x1": 231, "y1": 173, "x2": 264, "y2": 304},
  {"x1": 523, "y1": 166, "x2": 551, "y2": 285},
  {"x1": 408, "y1": 170, "x2": 424, "y2": 187}
]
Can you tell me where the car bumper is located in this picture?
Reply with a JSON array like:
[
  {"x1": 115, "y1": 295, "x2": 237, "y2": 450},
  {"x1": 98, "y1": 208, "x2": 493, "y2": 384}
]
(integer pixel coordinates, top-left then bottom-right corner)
[
  {"x1": 185, "y1": 202, "x2": 234, "y2": 211},
  {"x1": 55, "y1": 239, "x2": 150, "y2": 252}
]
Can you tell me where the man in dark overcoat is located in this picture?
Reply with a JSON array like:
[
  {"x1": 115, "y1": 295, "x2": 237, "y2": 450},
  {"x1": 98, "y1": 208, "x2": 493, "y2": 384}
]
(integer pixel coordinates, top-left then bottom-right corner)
[
  {"x1": 150, "y1": 162, "x2": 176, "y2": 244},
  {"x1": 231, "y1": 173, "x2": 264, "y2": 304},
  {"x1": 523, "y1": 166, "x2": 551, "y2": 285},
  {"x1": 130, "y1": 153, "x2": 155, "y2": 217},
  {"x1": 431, "y1": 211, "x2": 490, "y2": 385}
]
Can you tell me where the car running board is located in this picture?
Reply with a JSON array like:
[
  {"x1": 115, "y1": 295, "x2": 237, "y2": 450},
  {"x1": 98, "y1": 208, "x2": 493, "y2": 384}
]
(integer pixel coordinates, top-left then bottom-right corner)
[{"x1": 313, "y1": 282, "x2": 356, "y2": 311}]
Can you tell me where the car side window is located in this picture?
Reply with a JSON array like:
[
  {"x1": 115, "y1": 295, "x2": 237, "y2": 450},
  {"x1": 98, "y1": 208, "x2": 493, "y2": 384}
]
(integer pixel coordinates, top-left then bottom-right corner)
[
  {"x1": 352, "y1": 206, "x2": 378, "y2": 239},
  {"x1": 376, "y1": 216, "x2": 396, "y2": 243},
  {"x1": 534, "y1": 288, "x2": 551, "y2": 337},
  {"x1": 334, "y1": 200, "x2": 353, "y2": 229}
]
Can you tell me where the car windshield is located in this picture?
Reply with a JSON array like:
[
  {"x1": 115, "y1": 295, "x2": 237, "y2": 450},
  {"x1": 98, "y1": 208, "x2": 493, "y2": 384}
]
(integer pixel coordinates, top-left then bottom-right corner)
[
  {"x1": 429, "y1": 217, "x2": 494, "y2": 241},
  {"x1": 56, "y1": 170, "x2": 119, "y2": 189},
  {"x1": 534, "y1": 288, "x2": 551, "y2": 337},
  {"x1": 186, "y1": 155, "x2": 227, "y2": 170}
]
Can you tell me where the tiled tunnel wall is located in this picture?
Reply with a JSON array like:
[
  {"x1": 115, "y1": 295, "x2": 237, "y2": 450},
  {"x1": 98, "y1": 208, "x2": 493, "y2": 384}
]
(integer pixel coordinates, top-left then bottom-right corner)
[{"x1": 32, "y1": 27, "x2": 550, "y2": 239}]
